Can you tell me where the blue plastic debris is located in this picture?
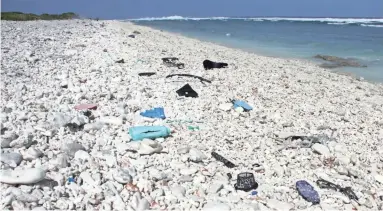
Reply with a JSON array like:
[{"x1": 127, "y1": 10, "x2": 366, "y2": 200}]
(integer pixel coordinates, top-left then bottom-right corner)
[
  {"x1": 129, "y1": 126, "x2": 171, "y2": 141},
  {"x1": 250, "y1": 190, "x2": 258, "y2": 196},
  {"x1": 68, "y1": 177, "x2": 75, "y2": 183},
  {"x1": 140, "y1": 107, "x2": 166, "y2": 119},
  {"x1": 296, "y1": 180, "x2": 320, "y2": 204},
  {"x1": 232, "y1": 100, "x2": 253, "y2": 111}
]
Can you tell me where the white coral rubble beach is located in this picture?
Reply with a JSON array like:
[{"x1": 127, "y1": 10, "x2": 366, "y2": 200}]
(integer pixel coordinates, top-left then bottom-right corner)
[{"x1": 1, "y1": 20, "x2": 383, "y2": 210}]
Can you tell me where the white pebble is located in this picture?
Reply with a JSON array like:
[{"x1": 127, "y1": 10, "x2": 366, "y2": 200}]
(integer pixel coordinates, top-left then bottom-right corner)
[
  {"x1": 267, "y1": 199, "x2": 294, "y2": 210},
  {"x1": 202, "y1": 202, "x2": 230, "y2": 211},
  {"x1": 74, "y1": 150, "x2": 91, "y2": 162},
  {"x1": 100, "y1": 116, "x2": 123, "y2": 126},
  {"x1": 189, "y1": 148, "x2": 207, "y2": 162},
  {"x1": 25, "y1": 147, "x2": 43, "y2": 161},
  {"x1": 171, "y1": 185, "x2": 186, "y2": 198},
  {"x1": 209, "y1": 183, "x2": 224, "y2": 194},
  {"x1": 0, "y1": 168, "x2": 46, "y2": 185},
  {"x1": 180, "y1": 167, "x2": 198, "y2": 176},
  {"x1": 0, "y1": 152, "x2": 23, "y2": 167},
  {"x1": 375, "y1": 174, "x2": 383, "y2": 184},
  {"x1": 136, "y1": 198, "x2": 150, "y2": 211},
  {"x1": 312, "y1": 143, "x2": 331, "y2": 157},
  {"x1": 219, "y1": 103, "x2": 232, "y2": 111},
  {"x1": 113, "y1": 169, "x2": 132, "y2": 184}
]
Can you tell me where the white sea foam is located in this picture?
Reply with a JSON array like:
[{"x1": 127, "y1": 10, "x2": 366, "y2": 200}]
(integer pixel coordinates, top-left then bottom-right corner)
[
  {"x1": 248, "y1": 17, "x2": 383, "y2": 24},
  {"x1": 327, "y1": 23, "x2": 349, "y2": 25},
  {"x1": 361, "y1": 24, "x2": 383, "y2": 28},
  {"x1": 129, "y1": 16, "x2": 383, "y2": 25},
  {"x1": 129, "y1": 16, "x2": 230, "y2": 21}
]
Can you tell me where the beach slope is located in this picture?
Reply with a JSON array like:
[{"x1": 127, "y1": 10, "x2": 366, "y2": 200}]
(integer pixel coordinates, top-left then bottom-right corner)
[{"x1": 1, "y1": 20, "x2": 383, "y2": 210}]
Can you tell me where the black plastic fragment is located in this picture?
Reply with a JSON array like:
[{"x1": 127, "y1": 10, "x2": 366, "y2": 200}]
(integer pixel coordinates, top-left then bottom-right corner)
[
  {"x1": 176, "y1": 63, "x2": 185, "y2": 69},
  {"x1": 162, "y1": 57, "x2": 184, "y2": 69},
  {"x1": 176, "y1": 84, "x2": 198, "y2": 98},
  {"x1": 138, "y1": 72, "x2": 156, "y2": 77},
  {"x1": 211, "y1": 151, "x2": 235, "y2": 168},
  {"x1": 203, "y1": 59, "x2": 228, "y2": 70},
  {"x1": 116, "y1": 59, "x2": 125, "y2": 63},
  {"x1": 316, "y1": 179, "x2": 359, "y2": 201},
  {"x1": 227, "y1": 173, "x2": 232, "y2": 180},
  {"x1": 166, "y1": 74, "x2": 212, "y2": 83},
  {"x1": 162, "y1": 57, "x2": 179, "y2": 63}
]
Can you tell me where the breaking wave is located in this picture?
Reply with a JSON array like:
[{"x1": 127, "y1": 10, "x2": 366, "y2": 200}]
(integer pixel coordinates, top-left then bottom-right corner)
[
  {"x1": 129, "y1": 16, "x2": 230, "y2": 21},
  {"x1": 361, "y1": 24, "x2": 383, "y2": 28},
  {"x1": 129, "y1": 16, "x2": 383, "y2": 28}
]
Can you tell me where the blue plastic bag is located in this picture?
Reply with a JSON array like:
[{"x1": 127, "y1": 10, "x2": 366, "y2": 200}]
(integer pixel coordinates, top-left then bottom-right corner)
[
  {"x1": 296, "y1": 180, "x2": 320, "y2": 204},
  {"x1": 129, "y1": 126, "x2": 171, "y2": 141},
  {"x1": 232, "y1": 100, "x2": 253, "y2": 111},
  {"x1": 140, "y1": 107, "x2": 166, "y2": 119}
]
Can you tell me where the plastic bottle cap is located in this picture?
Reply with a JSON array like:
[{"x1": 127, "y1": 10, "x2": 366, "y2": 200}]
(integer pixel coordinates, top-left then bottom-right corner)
[{"x1": 251, "y1": 190, "x2": 258, "y2": 195}]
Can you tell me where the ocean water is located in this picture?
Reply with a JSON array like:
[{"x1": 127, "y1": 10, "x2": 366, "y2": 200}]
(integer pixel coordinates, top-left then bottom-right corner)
[{"x1": 130, "y1": 16, "x2": 383, "y2": 82}]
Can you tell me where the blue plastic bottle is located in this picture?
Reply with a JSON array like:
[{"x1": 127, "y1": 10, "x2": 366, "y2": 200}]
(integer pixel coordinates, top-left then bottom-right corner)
[{"x1": 129, "y1": 126, "x2": 171, "y2": 141}]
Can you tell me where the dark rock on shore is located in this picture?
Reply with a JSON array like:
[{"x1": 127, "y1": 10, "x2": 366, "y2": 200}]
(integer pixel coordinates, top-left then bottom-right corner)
[{"x1": 314, "y1": 54, "x2": 367, "y2": 68}]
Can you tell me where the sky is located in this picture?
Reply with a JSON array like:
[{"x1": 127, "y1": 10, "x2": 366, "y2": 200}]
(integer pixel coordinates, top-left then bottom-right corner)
[{"x1": 2, "y1": 0, "x2": 383, "y2": 19}]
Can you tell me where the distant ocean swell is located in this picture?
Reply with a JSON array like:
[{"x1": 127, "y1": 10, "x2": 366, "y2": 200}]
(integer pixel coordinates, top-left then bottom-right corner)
[
  {"x1": 130, "y1": 16, "x2": 383, "y2": 82},
  {"x1": 129, "y1": 16, "x2": 383, "y2": 28}
]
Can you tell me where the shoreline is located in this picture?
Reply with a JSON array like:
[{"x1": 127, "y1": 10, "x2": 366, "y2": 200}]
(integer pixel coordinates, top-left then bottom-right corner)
[
  {"x1": 127, "y1": 20, "x2": 382, "y2": 85},
  {"x1": 1, "y1": 20, "x2": 383, "y2": 210}
]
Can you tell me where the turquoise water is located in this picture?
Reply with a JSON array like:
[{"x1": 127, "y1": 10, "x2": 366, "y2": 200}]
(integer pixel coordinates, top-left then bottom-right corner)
[{"x1": 130, "y1": 17, "x2": 383, "y2": 82}]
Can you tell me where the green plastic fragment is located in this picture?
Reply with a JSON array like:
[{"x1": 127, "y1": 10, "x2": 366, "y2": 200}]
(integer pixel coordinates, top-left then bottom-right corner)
[{"x1": 188, "y1": 126, "x2": 200, "y2": 131}]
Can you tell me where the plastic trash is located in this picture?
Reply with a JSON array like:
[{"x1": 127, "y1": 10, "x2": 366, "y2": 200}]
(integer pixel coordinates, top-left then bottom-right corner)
[
  {"x1": 74, "y1": 104, "x2": 97, "y2": 111},
  {"x1": 176, "y1": 63, "x2": 185, "y2": 69},
  {"x1": 278, "y1": 134, "x2": 333, "y2": 148},
  {"x1": 176, "y1": 84, "x2": 198, "y2": 98},
  {"x1": 128, "y1": 34, "x2": 135, "y2": 38},
  {"x1": 162, "y1": 57, "x2": 185, "y2": 69},
  {"x1": 116, "y1": 59, "x2": 125, "y2": 63},
  {"x1": 247, "y1": 190, "x2": 258, "y2": 199},
  {"x1": 203, "y1": 60, "x2": 228, "y2": 70},
  {"x1": 166, "y1": 74, "x2": 212, "y2": 83},
  {"x1": 162, "y1": 57, "x2": 179, "y2": 63},
  {"x1": 211, "y1": 152, "x2": 235, "y2": 168},
  {"x1": 138, "y1": 72, "x2": 156, "y2": 77},
  {"x1": 227, "y1": 173, "x2": 232, "y2": 180},
  {"x1": 296, "y1": 180, "x2": 320, "y2": 204},
  {"x1": 166, "y1": 119, "x2": 195, "y2": 124},
  {"x1": 129, "y1": 126, "x2": 171, "y2": 141},
  {"x1": 68, "y1": 177, "x2": 75, "y2": 183},
  {"x1": 232, "y1": 100, "x2": 253, "y2": 111},
  {"x1": 187, "y1": 126, "x2": 200, "y2": 131},
  {"x1": 140, "y1": 107, "x2": 166, "y2": 119},
  {"x1": 316, "y1": 179, "x2": 358, "y2": 201},
  {"x1": 234, "y1": 172, "x2": 258, "y2": 192}
]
